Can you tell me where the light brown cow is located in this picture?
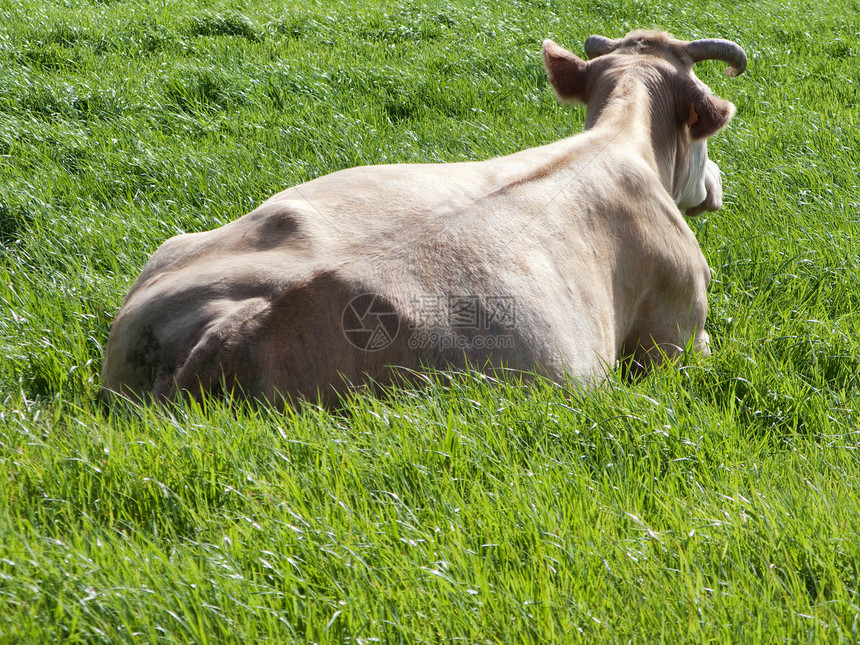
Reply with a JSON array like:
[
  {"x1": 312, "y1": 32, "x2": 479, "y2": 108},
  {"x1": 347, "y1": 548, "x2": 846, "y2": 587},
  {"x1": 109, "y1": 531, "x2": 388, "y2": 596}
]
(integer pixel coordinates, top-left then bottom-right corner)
[{"x1": 101, "y1": 31, "x2": 746, "y2": 406}]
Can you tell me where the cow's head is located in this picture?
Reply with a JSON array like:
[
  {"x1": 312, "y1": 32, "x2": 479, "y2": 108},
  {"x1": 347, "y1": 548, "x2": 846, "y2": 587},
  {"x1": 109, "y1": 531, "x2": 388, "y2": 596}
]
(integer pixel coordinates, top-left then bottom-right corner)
[{"x1": 543, "y1": 31, "x2": 746, "y2": 215}]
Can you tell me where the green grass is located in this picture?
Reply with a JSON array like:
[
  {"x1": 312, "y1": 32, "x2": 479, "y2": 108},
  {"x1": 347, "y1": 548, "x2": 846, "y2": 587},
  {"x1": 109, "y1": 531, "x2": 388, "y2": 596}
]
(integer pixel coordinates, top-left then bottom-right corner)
[{"x1": 2, "y1": 0, "x2": 860, "y2": 641}]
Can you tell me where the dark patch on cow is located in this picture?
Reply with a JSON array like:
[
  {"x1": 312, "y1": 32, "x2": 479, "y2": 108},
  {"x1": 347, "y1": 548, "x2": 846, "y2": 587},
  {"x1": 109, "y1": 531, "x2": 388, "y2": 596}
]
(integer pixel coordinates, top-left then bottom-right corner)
[{"x1": 126, "y1": 324, "x2": 161, "y2": 385}]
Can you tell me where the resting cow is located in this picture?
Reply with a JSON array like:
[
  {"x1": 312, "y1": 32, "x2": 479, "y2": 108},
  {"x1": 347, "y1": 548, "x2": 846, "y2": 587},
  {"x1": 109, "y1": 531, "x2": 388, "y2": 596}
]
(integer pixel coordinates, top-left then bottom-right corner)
[{"x1": 101, "y1": 30, "x2": 747, "y2": 406}]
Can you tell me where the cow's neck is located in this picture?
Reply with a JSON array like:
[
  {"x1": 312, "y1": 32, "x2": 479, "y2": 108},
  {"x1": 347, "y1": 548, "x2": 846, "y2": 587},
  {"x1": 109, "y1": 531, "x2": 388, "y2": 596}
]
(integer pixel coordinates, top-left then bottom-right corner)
[{"x1": 583, "y1": 74, "x2": 681, "y2": 200}]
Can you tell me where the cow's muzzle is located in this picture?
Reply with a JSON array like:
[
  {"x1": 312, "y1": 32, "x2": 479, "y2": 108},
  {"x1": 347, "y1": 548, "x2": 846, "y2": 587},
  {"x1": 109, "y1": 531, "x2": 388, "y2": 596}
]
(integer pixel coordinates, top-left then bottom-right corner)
[{"x1": 685, "y1": 159, "x2": 722, "y2": 216}]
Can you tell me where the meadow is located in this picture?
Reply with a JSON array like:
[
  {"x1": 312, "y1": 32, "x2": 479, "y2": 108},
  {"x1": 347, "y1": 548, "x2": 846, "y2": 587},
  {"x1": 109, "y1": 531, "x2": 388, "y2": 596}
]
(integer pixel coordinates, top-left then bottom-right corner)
[{"x1": 1, "y1": 0, "x2": 860, "y2": 641}]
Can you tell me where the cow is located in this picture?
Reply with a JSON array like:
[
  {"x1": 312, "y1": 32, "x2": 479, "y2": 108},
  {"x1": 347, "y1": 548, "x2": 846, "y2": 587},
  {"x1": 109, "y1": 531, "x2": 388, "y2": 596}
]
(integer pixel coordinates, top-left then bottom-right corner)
[{"x1": 101, "y1": 30, "x2": 746, "y2": 406}]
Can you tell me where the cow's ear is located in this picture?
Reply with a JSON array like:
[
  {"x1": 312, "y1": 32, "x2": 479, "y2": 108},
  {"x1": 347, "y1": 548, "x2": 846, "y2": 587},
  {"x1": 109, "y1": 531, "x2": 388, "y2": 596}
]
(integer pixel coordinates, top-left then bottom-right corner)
[
  {"x1": 686, "y1": 91, "x2": 735, "y2": 140},
  {"x1": 543, "y1": 40, "x2": 588, "y2": 103}
]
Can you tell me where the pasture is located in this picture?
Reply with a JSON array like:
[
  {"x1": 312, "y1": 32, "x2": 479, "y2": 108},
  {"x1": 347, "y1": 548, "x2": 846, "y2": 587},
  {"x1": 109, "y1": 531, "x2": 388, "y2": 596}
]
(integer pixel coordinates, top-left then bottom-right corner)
[{"x1": 1, "y1": 0, "x2": 859, "y2": 641}]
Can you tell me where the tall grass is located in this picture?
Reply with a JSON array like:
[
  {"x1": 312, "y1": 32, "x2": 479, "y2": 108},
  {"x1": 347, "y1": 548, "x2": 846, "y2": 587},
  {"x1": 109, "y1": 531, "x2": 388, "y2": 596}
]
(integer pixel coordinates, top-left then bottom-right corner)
[{"x1": 1, "y1": 0, "x2": 859, "y2": 641}]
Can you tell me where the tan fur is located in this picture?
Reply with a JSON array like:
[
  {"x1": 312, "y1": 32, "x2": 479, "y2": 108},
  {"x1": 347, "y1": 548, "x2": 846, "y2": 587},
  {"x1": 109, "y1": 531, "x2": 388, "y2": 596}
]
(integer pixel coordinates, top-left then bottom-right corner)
[{"x1": 101, "y1": 31, "x2": 741, "y2": 406}]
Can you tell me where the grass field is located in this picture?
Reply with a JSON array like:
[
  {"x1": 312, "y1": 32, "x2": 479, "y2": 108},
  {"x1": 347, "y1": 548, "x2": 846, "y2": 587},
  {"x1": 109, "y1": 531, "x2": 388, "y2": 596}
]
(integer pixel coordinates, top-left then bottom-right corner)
[{"x1": 2, "y1": 0, "x2": 860, "y2": 641}]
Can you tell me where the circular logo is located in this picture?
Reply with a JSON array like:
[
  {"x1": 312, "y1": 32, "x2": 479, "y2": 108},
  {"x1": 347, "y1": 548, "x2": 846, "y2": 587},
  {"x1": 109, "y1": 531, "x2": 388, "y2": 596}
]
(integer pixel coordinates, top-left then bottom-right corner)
[{"x1": 341, "y1": 294, "x2": 400, "y2": 351}]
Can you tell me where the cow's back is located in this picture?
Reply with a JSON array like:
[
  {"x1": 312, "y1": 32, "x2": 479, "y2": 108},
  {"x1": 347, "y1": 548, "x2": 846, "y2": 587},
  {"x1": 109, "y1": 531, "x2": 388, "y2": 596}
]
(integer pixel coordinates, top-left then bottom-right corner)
[{"x1": 102, "y1": 136, "x2": 685, "y2": 403}]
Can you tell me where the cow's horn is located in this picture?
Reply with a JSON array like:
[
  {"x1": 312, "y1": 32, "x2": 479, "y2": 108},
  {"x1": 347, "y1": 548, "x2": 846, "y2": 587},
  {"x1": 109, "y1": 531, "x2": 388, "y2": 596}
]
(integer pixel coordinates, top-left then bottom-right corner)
[
  {"x1": 685, "y1": 38, "x2": 747, "y2": 76},
  {"x1": 584, "y1": 35, "x2": 619, "y2": 59}
]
